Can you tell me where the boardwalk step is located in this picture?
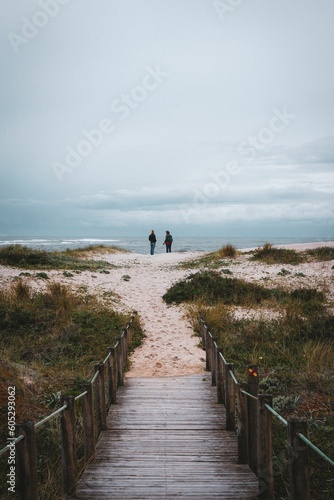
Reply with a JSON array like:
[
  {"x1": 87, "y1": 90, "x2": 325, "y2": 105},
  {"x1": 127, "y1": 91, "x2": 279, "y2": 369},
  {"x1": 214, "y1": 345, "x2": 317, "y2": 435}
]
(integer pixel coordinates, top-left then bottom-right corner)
[{"x1": 76, "y1": 374, "x2": 258, "y2": 499}]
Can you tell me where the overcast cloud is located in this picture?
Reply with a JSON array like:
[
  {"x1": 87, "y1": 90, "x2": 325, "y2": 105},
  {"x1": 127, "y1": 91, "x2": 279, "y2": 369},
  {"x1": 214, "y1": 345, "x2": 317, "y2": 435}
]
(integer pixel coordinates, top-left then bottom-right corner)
[{"x1": 1, "y1": 0, "x2": 334, "y2": 238}]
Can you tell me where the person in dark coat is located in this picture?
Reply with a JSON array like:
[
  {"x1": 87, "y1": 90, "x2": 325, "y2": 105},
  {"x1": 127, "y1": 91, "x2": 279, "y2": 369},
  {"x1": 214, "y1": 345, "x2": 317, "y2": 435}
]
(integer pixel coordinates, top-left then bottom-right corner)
[
  {"x1": 149, "y1": 230, "x2": 157, "y2": 255},
  {"x1": 163, "y1": 230, "x2": 173, "y2": 253}
]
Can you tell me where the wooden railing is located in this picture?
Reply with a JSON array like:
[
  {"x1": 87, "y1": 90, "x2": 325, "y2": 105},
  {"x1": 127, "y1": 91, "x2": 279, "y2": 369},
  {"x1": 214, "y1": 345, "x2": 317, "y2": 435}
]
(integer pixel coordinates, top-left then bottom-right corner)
[
  {"x1": 0, "y1": 312, "x2": 137, "y2": 499},
  {"x1": 198, "y1": 316, "x2": 334, "y2": 500}
]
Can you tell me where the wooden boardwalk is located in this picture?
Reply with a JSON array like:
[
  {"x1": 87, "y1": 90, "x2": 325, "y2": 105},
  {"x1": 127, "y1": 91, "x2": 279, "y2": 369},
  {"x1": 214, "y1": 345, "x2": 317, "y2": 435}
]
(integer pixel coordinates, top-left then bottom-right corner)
[{"x1": 76, "y1": 374, "x2": 258, "y2": 499}]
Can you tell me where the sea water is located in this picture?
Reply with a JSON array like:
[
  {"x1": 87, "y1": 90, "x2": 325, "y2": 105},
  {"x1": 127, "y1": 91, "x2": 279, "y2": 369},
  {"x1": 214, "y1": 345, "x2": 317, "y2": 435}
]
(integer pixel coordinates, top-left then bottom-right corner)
[{"x1": 0, "y1": 236, "x2": 332, "y2": 255}]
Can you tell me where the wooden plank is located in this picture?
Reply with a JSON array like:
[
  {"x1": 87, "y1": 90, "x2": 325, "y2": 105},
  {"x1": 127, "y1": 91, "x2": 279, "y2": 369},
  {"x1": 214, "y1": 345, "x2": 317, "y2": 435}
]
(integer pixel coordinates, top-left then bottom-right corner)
[{"x1": 76, "y1": 375, "x2": 258, "y2": 499}]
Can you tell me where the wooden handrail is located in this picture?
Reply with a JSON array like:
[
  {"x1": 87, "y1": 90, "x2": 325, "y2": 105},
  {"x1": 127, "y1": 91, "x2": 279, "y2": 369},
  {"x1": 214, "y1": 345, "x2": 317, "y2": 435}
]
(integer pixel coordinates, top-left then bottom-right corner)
[
  {"x1": 1, "y1": 312, "x2": 137, "y2": 499},
  {"x1": 198, "y1": 316, "x2": 334, "y2": 499}
]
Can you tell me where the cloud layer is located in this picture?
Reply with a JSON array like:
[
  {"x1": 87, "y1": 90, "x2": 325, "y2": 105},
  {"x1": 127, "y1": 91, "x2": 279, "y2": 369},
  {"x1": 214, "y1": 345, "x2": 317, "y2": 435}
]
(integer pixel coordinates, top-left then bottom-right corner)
[{"x1": 1, "y1": 0, "x2": 334, "y2": 237}]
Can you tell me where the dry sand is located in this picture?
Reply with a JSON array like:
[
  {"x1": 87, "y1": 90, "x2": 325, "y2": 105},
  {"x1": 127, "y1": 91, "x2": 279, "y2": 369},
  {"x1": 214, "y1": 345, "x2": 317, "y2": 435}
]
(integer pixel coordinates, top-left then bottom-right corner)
[{"x1": 0, "y1": 242, "x2": 333, "y2": 378}]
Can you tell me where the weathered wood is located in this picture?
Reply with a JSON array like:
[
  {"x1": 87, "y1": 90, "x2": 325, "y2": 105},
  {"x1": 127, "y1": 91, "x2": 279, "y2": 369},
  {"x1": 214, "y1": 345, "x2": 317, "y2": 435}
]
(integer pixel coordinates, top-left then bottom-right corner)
[
  {"x1": 206, "y1": 330, "x2": 212, "y2": 372},
  {"x1": 216, "y1": 348, "x2": 225, "y2": 404},
  {"x1": 247, "y1": 364, "x2": 259, "y2": 474},
  {"x1": 288, "y1": 418, "x2": 310, "y2": 500},
  {"x1": 198, "y1": 315, "x2": 206, "y2": 349},
  {"x1": 224, "y1": 363, "x2": 235, "y2": 431},
  {"x1": 258, "y1": 394, "x2": 274, "y2": 499},
  {"x1": 82, "y1": 383, "x2": 95, "y2": 463},
  {"x1": 76, "y1": 375, "x2": 258, "y2": 498},
  {"x1": 122, "y1": 327, "x2": 128, "y2": 364},
  {"x1": 60, "y1": 395, "x2": 77, "y2": 498},
  {"x1": 211, "y1": 339, "x2": 217, "y2": 386},
  {"x1": 116, "y1": 337, "x2": 124, "y2": 386},
  {"x1": 108, "y1": 346, "x2": 117, "y2": 405},
  {"x1": 94, "y1": 363, "x2": 107, "y2": 433},
  {"x1": 15, "y1": 421, "x2": 39, "y2": 500},
  {"x1": 237, "y1": 383, "x2": 249, "y2": 465}
]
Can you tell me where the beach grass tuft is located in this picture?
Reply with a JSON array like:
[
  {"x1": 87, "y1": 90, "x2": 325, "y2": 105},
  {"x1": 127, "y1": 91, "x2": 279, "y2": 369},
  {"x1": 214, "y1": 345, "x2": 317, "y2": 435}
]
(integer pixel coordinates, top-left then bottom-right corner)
[{"x1": 218, "y1": 244, "x2": 238, "y2": 258}]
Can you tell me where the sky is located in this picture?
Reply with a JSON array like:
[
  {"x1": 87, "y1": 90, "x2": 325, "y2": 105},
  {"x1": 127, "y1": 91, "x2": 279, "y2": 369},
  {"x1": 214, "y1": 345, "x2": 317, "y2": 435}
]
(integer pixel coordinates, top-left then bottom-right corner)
[{"x1": 1, "y1": 0, "x2": 334, "y2": 239}]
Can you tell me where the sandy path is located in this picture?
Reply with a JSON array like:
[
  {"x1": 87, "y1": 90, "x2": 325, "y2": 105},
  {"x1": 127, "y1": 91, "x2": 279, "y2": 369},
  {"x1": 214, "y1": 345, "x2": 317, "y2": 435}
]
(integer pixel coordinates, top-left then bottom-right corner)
[{"x1": 100, "y1": 252, "x2": 206, "y2": 378}]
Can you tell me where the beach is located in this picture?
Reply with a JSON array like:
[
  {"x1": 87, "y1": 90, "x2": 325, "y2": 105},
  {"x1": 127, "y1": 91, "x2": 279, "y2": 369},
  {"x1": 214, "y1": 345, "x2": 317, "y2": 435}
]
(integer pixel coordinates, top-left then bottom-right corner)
[{"x1": 0, "y1": 241, "x2": 333, "y2": 378}]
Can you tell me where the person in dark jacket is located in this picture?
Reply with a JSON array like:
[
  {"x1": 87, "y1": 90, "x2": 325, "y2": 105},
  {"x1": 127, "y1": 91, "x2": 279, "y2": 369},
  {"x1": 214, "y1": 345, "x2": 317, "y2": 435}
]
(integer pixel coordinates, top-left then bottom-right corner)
[
  {"x1": 163, "y1": 230, "x2": 173, "y2": 253},
  {"x1": 149, "y1": 230, "x2": 157, "y2": 255}
]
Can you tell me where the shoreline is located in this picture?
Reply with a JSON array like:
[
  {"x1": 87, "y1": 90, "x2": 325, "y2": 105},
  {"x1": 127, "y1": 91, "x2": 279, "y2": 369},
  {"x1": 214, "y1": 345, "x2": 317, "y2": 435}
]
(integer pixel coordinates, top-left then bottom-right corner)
[{"x1": 1, "y1": 236, "x2": 334, "y2": 256}]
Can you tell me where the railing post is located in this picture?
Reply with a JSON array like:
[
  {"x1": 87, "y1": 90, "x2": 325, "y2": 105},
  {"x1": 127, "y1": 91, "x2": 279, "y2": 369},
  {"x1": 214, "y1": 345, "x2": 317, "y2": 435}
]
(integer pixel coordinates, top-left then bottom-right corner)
[
  {"x1": 127, "y1": 321, "x2": 133, "y2": 346},
  {"x1": 94, "y1": 363, "x2": 107, "y2": 434},
  {"x1": 116, "y1": 337, "x2": 124, "y2": 386},
  {"x1": 287, "y1": 418, "x2": 310, "y2": 500},
  {"x1": 216, "y1": 348, "x2": 225, "y2": 404},
  {"x1": 60, "y1": 396, "x2": 77, "y2": 498},
  {"x1": 15, "y1": 421, "x2": 39, "y2": 500},
  {"x1": 198, "y1": 316, "x2": 206, "y2": 350},
  {"x1": 247, "y1": 364, "x2": 259, "y2": 474},
  {"x1": 258, "y1": 394, "x2": 274, "y2": 500},
  {"x1": 108, "y1": 346, "x2": 118, "y2": 405},
  {"x1": 224, "y1": 363, "x2": 235, "y2": 431},
  {"x1": 82, "y1": 383, "x2": 95, "y2": 463},
  {"x1": 237, "y1": 383, "x2": 249, "y2": 464},
  {"x1": 122, "y1": 328, "x2": 128, "y2": 366},
  {"x1": 206, "y1": 331, "x2": 212, "y2": 372},
  {"x1": 211, "y1": 340, "x2": 217, "y2": 386}
]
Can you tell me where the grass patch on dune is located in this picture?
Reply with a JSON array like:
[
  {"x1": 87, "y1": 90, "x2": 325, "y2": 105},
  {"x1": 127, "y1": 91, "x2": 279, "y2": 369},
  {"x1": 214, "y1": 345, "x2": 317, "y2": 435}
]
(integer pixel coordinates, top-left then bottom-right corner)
[
  {"x1": 0, "y1": 244, "x2": 123, "y2": 271},
  {"x1": 251, "y1": 242, "x2": 303, "y2": 265},
  {"x1": 251, "y1": 243, "x2": 334, "y2": 265},
  {"x1": 64, "y1": 244, "x2": 129, "y2": 258},
  {"x1": 163, "y1": 270, "x2": 326, "y2": 320},
  {"x1": 178, "y1": 245, "x2": 238, "y2": 270},
  {"x1": 163, "y1": 270, "x2": 278, "y2": 305},
  {"x1": 305, "y1": 246, "x2": 334, "y2": 261},
  {"x1": 0, "y1": 280, "x2": 143, "y2": 498}
]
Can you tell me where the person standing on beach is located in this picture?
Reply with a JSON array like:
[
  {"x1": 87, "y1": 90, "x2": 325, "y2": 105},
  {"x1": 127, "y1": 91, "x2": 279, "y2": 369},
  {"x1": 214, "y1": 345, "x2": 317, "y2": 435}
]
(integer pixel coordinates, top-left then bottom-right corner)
[
  {"x1": 149, "y1": 230, "x2": 157, "y2": 255},
  {"x1": 163, "y1": 230, "x2": 173, "y2": 253}
]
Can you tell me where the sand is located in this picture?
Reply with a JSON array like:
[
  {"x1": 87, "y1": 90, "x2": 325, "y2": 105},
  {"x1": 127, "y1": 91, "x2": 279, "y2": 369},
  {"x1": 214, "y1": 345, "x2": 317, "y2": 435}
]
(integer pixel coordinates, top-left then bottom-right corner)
[{"x1": 0, "y1": 242, "x2": 333, "y2": 378}]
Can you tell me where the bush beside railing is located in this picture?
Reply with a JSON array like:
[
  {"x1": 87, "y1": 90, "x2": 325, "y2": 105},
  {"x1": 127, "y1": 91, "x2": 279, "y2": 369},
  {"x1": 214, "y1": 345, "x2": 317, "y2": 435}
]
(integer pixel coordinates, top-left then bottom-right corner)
[
  {"x1": 0, "y1": 312, "x2": 137, "y2": 499},
  {"x1": 198, "y1": 315, "x2": 334, "y2": 500}
]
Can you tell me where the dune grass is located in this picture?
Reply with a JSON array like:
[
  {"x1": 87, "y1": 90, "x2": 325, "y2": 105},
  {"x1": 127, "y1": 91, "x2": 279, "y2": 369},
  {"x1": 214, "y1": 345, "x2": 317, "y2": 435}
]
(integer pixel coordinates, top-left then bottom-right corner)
[
  {"x1": 0, "y1": 280, "x2": 143, "y2": 499},
  {"x1": 0, "y1": 244, "x2": 125, "y2": 271},
  {"x1": 163, "y1": 270, "x2": 333, "y2": 499},
  {"x1": 195, "y1": 304, "x2": 334, "y2": 499},
  {"x1": 178, "y1": 245, "x2": 238, "y2": 270},
  {"x1": 305, "y1": 246, "x2": 334, "y2": 261},
  {"x1": 251, "y1": 242, "x2": 304, "y2": 265}
]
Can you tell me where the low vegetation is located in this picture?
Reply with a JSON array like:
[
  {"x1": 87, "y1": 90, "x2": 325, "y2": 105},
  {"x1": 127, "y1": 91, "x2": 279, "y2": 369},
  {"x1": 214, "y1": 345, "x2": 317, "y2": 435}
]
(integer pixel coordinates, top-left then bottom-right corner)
[
  {"x1": 305, "y1": 246, "x2": 334, "y2": 261},
  {"x1": 251, "y1": 242, "x2": 303, "y2": 265},
  {"x1": 218, "y1": 244, "x2": 238, "y2": 258},
  {"x1": 163, "y1": 269, "x2": 334, "y2": 499},
  {"x1": 0, "y1": 280, "x2": 143, "y2": 498},
  {"x1": 0, "y1": 244, "x2": 126, "y2": 271}
]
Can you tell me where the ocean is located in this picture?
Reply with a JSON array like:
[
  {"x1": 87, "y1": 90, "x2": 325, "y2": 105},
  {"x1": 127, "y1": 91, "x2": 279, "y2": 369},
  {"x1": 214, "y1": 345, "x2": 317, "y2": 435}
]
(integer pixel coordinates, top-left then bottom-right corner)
[{"x1": 0, "y1": 236, "x2": 332, "y2": 255}]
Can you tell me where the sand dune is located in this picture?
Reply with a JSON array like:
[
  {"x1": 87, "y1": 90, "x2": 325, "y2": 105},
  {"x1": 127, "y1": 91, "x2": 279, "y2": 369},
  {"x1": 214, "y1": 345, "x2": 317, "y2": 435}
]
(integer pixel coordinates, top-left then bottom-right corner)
[{"x1": 0, "y1": 242, "x2": 333, "y2": 378}]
